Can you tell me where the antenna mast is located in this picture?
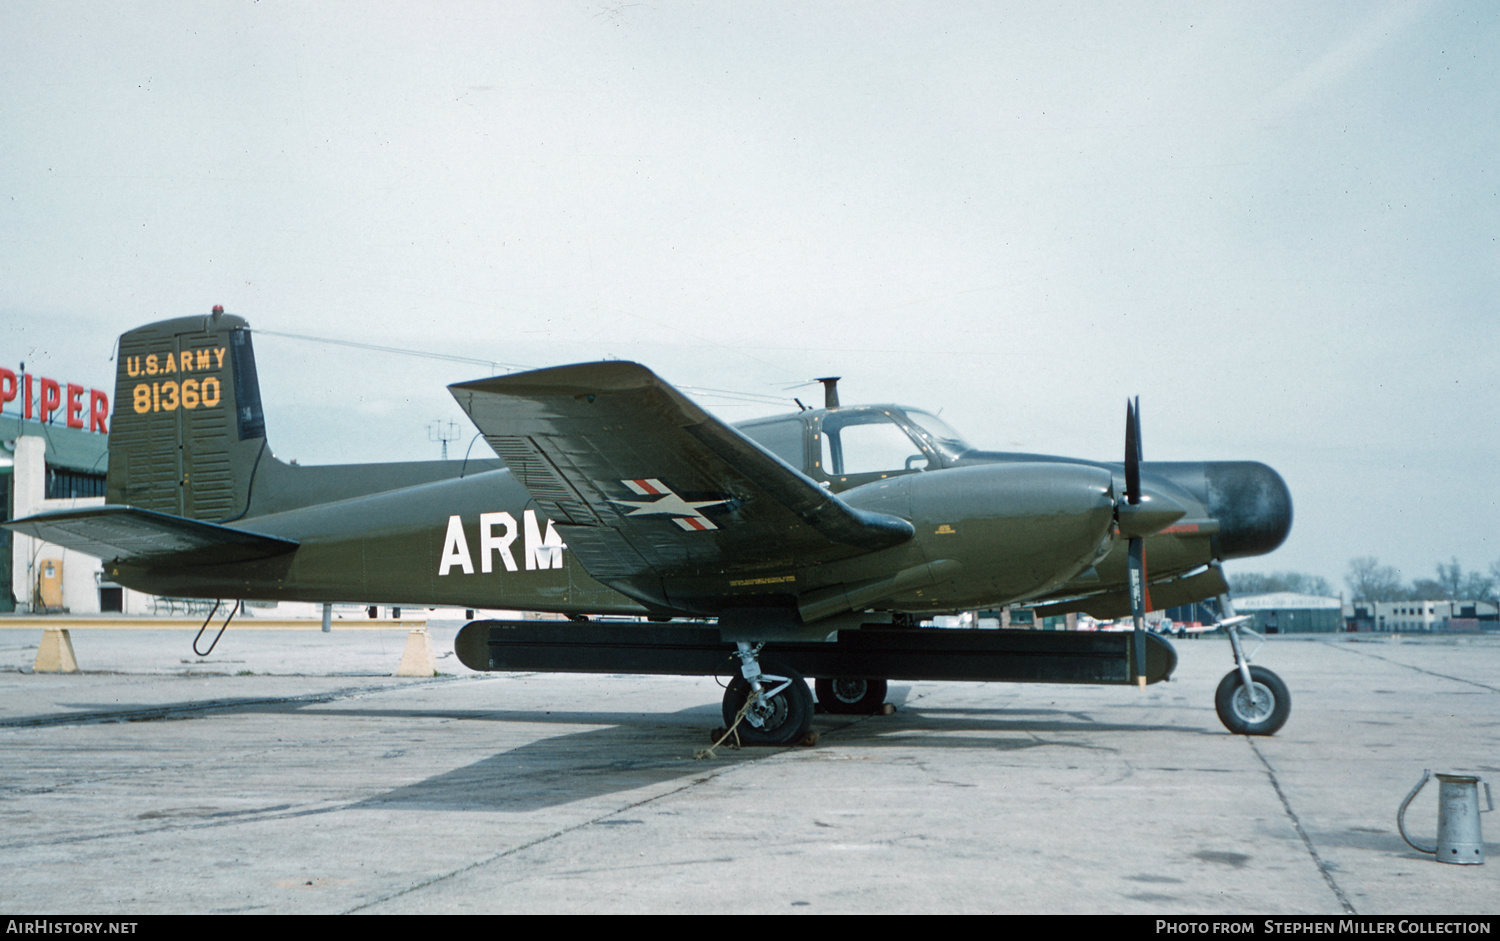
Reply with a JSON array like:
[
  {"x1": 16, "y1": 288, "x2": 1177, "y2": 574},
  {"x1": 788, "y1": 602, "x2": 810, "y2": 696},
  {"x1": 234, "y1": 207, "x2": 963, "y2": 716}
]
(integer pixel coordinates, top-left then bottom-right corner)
[{"x1": 428, "y1": 420, "x2": 460, "y2": 460}]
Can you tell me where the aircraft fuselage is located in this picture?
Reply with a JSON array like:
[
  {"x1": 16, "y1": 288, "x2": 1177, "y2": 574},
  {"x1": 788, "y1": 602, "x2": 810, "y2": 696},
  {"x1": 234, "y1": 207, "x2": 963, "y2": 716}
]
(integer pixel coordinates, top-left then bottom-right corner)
[{"x1": 26, "y1": 313, "x2": 1292, "y2": 629}]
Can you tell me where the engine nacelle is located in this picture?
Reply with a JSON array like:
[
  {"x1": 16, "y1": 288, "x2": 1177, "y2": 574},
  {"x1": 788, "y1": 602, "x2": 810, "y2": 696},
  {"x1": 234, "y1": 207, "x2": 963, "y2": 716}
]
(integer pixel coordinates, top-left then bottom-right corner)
[{"x1": 843, "y1": 462, "x2": 1117, "y2": 609}]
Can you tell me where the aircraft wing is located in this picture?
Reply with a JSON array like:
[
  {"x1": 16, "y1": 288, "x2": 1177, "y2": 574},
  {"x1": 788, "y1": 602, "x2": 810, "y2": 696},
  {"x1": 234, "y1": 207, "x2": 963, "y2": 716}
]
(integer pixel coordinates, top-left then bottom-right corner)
[
  {"x1": 450, "y1": 362, "x2": 914, "y2": 585},
  {"x1": 5, "y1": 505, "x2": 299, "y2": 566}
]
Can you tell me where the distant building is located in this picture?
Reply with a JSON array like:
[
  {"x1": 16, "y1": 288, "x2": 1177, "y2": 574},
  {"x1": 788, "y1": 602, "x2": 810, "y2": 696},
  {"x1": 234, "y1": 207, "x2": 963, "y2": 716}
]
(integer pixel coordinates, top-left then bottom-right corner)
[
  {"x1": 1232, "y1": 592, "x2": 1344, "y2": 634},
  {"x1": 2, "y1": 410, "x2": 146, "y2": 614},
  {"x1": 1342, "y1": 599, "x2": 1498, "y2": 633}
]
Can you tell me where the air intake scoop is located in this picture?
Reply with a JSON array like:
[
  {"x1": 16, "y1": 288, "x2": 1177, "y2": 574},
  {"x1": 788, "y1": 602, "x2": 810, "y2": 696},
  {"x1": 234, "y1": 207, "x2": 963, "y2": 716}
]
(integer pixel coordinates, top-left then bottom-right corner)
[{"x1": 1115, "y1": 488, "x2": 1187, "y2": 539}]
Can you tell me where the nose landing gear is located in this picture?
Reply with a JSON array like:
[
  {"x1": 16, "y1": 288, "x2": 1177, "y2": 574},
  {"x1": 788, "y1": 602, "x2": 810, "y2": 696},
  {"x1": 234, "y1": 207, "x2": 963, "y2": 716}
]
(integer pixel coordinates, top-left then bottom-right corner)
[
  {"x1": 1215, "y1": 664, "x2": 1290, "y2": 735},
  {"x1": 1213, "y1": 593, "x2": 1291, "y2": 736}
]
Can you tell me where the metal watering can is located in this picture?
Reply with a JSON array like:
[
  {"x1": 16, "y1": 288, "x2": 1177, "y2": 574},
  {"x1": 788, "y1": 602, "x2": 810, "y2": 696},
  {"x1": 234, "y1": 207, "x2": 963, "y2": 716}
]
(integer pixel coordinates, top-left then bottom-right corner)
[{"x1": 1397, "y1": 769, "x2": 1493, "y2": 864}]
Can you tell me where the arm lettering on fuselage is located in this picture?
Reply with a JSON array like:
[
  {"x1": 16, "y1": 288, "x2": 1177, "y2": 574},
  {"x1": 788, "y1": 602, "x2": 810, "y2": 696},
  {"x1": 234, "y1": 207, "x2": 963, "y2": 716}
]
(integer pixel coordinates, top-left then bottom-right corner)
[
  {"x1": 438, "y1": 515, "x2": 474, "y2": 576},
  {"x1": 438, "y1": 510, "x2": 565, "y2": 576},
  {"x1": 524, "y1": 509, "x2": 564, "y2": 570},
  {"x1": 480, "y1": 512, "x2": 519, "y2": 573}
]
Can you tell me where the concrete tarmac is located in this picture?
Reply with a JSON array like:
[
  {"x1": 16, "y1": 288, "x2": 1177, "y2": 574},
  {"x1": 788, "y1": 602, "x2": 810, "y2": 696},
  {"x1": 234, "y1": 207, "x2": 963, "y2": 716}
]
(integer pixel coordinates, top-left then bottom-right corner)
[{"x1": 1, "y1": 623, "x2": 1496, "y2": 915}]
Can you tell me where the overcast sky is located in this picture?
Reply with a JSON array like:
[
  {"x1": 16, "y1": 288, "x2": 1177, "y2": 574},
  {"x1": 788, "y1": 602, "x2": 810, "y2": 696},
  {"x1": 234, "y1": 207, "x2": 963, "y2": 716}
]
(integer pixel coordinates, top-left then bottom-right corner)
[{"x1": 2, "y1": 1, "x2": 1496, "y2": 594}]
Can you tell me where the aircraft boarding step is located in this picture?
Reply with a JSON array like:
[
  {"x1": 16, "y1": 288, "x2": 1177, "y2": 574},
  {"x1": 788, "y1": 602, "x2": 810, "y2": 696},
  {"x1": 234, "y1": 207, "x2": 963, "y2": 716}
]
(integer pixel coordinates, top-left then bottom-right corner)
[{"x1": 454, "y1": 620, "x2": 1177, "y2": 686}]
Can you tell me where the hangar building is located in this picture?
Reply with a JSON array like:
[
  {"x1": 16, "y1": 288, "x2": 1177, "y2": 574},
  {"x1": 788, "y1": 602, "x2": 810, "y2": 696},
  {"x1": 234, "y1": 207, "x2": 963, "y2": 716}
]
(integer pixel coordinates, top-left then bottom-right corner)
[
  {"x1": 1230, "y1": 592, "x2": 1344, "y2": 634},
  {"x1": 1, "y1": 411, "x2": 129, "y2": 613}
]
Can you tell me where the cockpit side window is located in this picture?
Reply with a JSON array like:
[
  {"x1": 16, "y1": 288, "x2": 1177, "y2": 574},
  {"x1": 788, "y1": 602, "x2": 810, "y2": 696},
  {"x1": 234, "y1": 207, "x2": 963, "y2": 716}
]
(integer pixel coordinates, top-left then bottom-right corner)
[
  {"x1": 820, "y1": 411, "x2": 929, "y2": 476},
  {"x1": 739, "y1": 417, "x2": 807, "y2": 469}
]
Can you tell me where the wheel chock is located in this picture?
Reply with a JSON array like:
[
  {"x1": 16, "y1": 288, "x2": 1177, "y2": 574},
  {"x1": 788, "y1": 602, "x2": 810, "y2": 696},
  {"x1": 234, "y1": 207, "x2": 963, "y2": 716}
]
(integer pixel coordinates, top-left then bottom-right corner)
[
  {"x1": 34, "y1": 628, "x2": 79, "y2": 673},
  {"x1": 396, "y1": 628, "x2": 436, "y2": 677}
]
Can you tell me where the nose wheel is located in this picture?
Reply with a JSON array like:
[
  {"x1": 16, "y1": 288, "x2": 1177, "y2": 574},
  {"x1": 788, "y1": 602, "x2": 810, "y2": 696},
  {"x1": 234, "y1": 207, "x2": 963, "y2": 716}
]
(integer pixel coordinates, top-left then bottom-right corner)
[
  {"x1": 1214, "y1": 665, "x2": 1290, "y2": 735},
  {"x1": 1213, "y1": 589, "x2": 1291, "y2": 736}
]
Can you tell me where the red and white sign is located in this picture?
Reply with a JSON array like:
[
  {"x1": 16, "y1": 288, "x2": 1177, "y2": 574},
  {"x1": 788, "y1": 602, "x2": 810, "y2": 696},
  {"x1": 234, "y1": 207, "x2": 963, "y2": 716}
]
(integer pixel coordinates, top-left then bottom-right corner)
[{"x1": 0, "y1": 369, "x2": 109, "y2": 433}]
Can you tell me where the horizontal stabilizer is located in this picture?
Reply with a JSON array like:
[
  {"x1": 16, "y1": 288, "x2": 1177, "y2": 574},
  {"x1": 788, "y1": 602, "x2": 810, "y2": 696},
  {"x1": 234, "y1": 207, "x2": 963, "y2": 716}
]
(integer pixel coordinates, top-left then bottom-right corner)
[{"x1": 5, "y1": 505, "x2": 299, "y2": 566}]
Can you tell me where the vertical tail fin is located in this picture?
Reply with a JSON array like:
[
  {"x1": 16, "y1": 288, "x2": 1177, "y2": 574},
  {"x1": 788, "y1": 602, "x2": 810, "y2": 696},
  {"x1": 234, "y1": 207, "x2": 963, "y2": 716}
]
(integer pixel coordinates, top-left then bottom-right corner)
[{"x1": 106, "y1": 309, "x2": 268, "y2": 522}]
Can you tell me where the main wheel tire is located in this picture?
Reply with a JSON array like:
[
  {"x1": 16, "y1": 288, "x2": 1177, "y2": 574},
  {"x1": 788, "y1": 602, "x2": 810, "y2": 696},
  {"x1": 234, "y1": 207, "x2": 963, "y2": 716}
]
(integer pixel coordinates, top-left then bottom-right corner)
[
  {"x1": 814, "y1": 677, "x2": 889, "y2": 715},
  {"x1": 1215, "y1": 666, "x2": 1291, "y2": 736},
  {"x1": 722, "y1": 660, "x2": 814, "y2": 746}
]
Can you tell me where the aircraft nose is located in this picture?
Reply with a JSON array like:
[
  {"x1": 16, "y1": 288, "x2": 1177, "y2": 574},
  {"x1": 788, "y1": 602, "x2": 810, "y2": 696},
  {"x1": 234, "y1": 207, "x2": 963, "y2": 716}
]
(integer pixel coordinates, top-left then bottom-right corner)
[{"x1": 1202, "y1": 461, "x2": 1293, "y2": 559}]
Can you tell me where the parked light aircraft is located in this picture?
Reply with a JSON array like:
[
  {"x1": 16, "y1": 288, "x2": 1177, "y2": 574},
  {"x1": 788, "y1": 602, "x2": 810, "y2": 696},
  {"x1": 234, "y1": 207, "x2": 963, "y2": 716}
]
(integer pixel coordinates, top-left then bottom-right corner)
[{"x1": 8, "y1": 310, "x2": 1294, "y2": 744}]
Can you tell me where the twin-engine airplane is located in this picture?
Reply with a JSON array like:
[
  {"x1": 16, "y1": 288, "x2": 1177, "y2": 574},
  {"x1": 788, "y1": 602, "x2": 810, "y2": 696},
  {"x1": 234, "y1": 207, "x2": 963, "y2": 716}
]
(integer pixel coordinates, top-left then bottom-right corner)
[{"x1": 10, "y1": 311, "x2": 1295, "y2": 743}]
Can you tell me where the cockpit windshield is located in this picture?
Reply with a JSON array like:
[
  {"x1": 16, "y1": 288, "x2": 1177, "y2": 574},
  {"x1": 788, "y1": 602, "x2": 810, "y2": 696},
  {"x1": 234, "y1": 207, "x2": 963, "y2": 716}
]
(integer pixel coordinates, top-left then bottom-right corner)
[
  {"x1": 742, "y1": 405, "x2": 975, "y2": 482},
  {"x1": 901, "y1": 409, "x2": 972, "y2": 458}
]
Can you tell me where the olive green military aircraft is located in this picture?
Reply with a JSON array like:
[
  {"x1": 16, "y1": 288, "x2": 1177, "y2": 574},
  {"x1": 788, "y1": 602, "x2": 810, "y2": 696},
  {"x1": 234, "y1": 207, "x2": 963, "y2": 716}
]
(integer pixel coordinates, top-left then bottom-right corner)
[{"x1": 9, "y1": 311, "x2": 1294, "y2": 743}]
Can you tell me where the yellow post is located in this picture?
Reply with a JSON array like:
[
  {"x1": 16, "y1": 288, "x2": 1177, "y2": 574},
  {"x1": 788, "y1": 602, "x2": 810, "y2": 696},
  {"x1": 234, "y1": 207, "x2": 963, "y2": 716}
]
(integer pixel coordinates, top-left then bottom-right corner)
[
  {"x1": 34, "y1": 628, "x2": 79, "y2": 673},
  {"x1": 396, "y1": 628, "x2": 436, "y2": 677}
]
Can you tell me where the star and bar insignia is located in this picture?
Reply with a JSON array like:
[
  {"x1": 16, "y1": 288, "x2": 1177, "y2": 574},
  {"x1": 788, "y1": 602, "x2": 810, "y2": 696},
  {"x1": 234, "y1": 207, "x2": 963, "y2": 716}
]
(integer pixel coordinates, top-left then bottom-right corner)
[{"x1": 612, "y1": 479, "x2": 729, "y2": 531}]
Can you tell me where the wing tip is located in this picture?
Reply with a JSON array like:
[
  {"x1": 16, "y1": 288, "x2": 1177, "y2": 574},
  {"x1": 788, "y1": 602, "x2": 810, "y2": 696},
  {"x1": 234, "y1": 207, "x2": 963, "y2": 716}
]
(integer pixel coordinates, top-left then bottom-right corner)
[{"x1": 450, "y1": 361, "x2": 659, "y2": 396}]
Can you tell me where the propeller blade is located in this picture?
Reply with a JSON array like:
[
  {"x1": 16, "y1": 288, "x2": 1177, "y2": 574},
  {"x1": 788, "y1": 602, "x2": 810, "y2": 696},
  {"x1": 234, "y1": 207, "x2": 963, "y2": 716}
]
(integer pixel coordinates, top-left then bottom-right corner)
[
  {"x1": 1129, "y1": 535, "x2": 1148, "y2": 689},
  {"x1": 1133, "y1": 397, "x2": 1142, "y2": 465},
  {"x1": 1125, "y1": 396, "x2": 1147, "y2": 688}
]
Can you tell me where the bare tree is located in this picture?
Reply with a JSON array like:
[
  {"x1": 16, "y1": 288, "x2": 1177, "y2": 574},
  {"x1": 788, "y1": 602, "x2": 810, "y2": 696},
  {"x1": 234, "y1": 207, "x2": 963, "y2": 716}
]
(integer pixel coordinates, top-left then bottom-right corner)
[
  {"x1": 1470, "y1": 561, "x2": 1500, "y2": 606},
  {"x1": 1427, "y1": 558, "x2": 1497, "y2": 603},
  {"x1": 1435, "y1": 558, "x2": 1464, "y2": 600},
  {"x1": 1346, "y1": 556, "x2": 1405, "y2": 602},
  {"x1": 1460, "y1": 571, "x2": 1496, "y2": 603},
  {"x1": 1409, "y1": 578, "x2": 1448, "y2": 601}
]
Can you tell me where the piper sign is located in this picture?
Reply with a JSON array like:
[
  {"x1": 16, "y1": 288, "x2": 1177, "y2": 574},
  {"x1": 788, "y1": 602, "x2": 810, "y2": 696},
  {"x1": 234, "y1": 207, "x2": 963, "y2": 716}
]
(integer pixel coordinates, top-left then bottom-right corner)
[{"x1": 0, "y1": 368, "x2": 110, "y2": 433}]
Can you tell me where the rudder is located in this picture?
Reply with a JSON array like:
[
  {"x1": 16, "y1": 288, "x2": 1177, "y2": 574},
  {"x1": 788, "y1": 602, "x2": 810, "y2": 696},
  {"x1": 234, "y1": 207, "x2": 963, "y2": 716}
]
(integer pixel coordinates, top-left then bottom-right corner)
[{"x1": 107, "y1": 309, "x2": 268, "y2": 522}]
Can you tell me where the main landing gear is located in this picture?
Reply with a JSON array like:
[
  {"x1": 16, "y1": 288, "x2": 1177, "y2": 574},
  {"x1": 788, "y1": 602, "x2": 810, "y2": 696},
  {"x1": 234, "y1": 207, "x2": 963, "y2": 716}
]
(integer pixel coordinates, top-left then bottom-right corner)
[
  {"x1": 721, "y1": 642, "x2": 814, "y2": 746},
  {"x1": 718, "y1": 650, "x2": 893, "y2": 745},
  {"x1": 814, "y1": 677, "x2": 889, "y2": 715},
  {"x1": 1213, "y1": 594, "x2": 1291, "y2": 736}
]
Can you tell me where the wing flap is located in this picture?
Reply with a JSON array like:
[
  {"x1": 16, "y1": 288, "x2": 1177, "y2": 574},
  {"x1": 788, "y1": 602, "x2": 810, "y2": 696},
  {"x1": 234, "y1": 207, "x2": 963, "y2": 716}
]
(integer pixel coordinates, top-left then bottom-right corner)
[{"x1": 5, "y1": 505, "x2": 299, "y2": 566}]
